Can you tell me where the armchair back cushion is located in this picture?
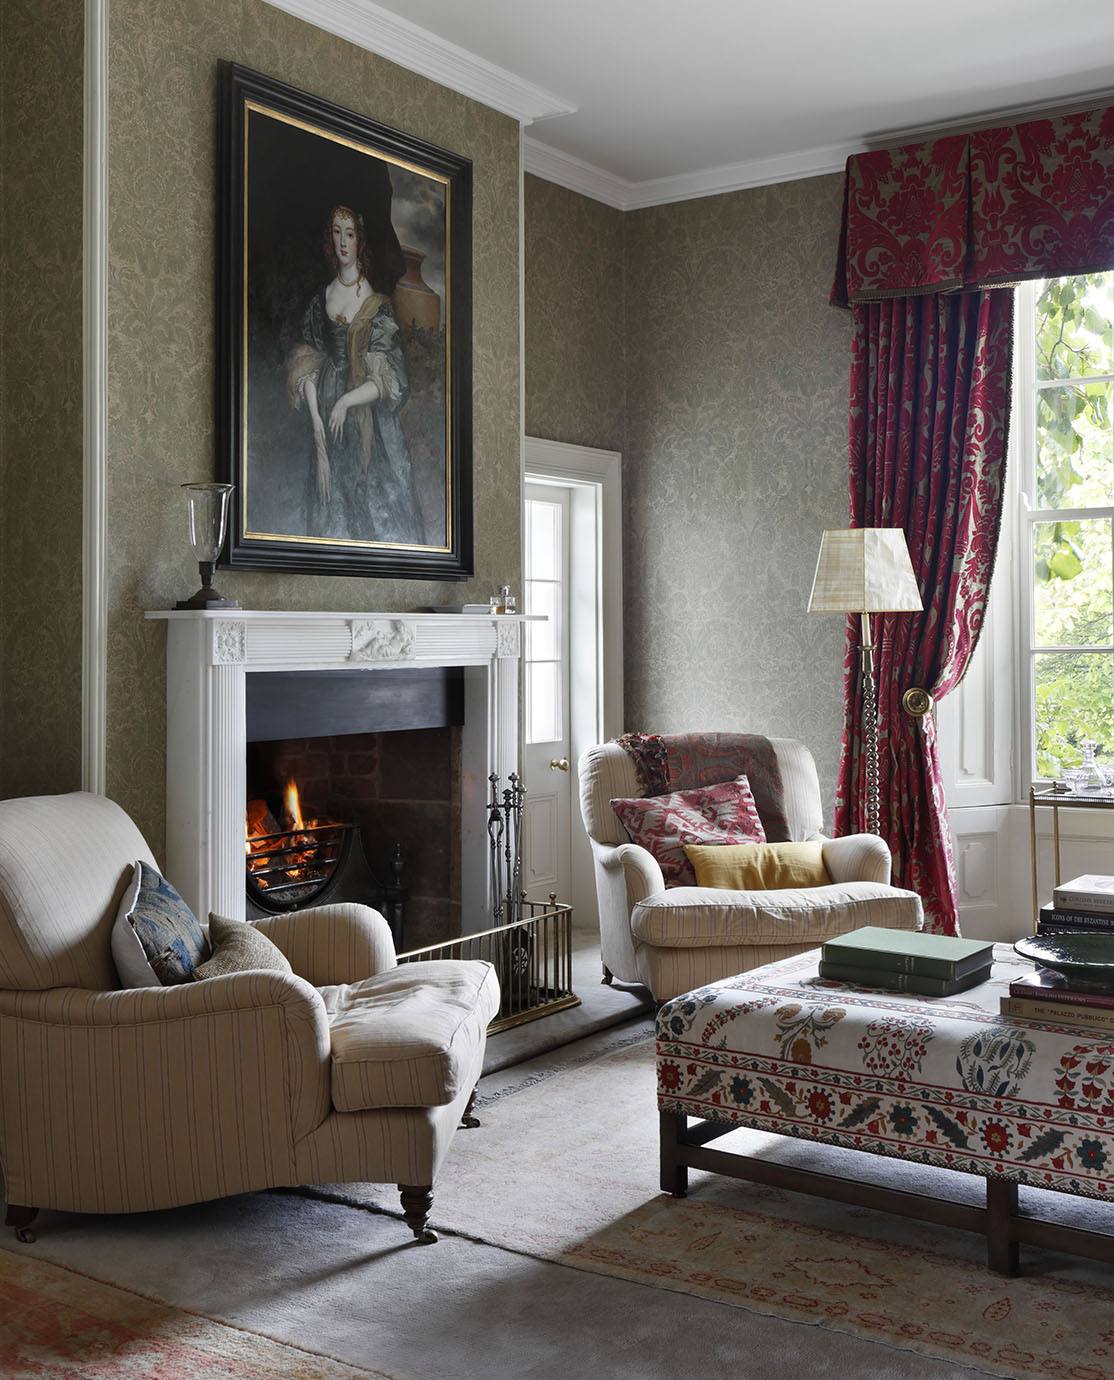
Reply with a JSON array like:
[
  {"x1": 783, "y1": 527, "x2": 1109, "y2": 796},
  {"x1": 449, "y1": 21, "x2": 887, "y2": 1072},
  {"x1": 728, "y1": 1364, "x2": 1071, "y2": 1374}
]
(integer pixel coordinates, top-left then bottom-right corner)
[{"x1": 0, "y1": 793, "x2": 157, "y2": 991}]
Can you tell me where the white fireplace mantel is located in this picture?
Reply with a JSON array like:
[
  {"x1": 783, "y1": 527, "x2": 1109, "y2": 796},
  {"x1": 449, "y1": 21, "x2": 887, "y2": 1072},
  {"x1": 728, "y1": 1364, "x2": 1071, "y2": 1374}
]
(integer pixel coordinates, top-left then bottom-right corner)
[{"x1": 146, "y1": 608, "x2": 526, "y2": 926}]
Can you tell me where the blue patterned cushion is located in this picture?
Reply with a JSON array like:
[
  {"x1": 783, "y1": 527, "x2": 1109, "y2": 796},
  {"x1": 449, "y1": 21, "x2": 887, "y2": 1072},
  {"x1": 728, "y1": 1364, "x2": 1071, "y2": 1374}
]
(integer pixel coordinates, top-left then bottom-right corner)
[{"x1": 112, "y1": 861, "x2": 209, "y2": 987}]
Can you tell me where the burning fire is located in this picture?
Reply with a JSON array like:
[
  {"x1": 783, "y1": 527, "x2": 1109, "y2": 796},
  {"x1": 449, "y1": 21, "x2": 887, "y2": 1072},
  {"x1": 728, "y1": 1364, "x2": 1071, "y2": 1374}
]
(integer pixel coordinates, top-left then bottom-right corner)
[{"x1": 245, "y1": 780, "x2": 340, "y2": 892}]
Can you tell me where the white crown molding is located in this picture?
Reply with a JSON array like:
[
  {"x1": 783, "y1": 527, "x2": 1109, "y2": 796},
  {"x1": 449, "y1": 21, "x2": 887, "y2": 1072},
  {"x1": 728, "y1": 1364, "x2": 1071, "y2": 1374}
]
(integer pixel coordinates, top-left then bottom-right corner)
[
  {"x1": 82, "y1": 0, "x2": 107, "y2": 794},
  {"x1": 262, "y1": 0, "x2": 575, "y2": 123},
  {"x1": 528, "y1": 82, "x2": 1114, "y2": 211}
]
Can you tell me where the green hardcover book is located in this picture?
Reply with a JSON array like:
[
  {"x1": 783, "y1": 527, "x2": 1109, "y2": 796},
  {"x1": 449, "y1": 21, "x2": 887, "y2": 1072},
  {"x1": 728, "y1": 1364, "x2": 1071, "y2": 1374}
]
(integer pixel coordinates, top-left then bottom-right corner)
[
  {"x1": 817, "y1": 959, "x2": 992, "y2": 998},
  {"x1": 821, "y1": 926, "x2": 993, "y2": 981}
]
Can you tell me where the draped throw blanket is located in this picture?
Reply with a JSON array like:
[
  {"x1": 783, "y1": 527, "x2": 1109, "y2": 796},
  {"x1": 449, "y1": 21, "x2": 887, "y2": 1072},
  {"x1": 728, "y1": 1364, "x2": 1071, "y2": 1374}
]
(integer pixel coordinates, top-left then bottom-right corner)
[
  {"x1": 616, "y1": 732, "x2": 791, "y2": 842},
  {"x1": 833, "y1": 293, "x2": 1013, "y2": 933}
]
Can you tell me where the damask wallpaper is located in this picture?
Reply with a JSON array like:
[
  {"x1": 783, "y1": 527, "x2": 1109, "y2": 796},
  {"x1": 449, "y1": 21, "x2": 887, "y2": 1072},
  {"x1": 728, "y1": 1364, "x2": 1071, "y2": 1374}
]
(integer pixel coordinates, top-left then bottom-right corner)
[
  {"x1": 523, "y1": 173, "x2": 851, "y2": 812},
  {"x1": 106, "y1": 0, "x2": 522, "y2": 854},
  {"x1": 0, "y1": 0, "x2": 84, "y2": 798},
  {"x1": 523, "y1": 174, "x2": 625, "y2": 453},
  {"x1": 623, "y1": 176, "x2": 851, "y2": 812}
]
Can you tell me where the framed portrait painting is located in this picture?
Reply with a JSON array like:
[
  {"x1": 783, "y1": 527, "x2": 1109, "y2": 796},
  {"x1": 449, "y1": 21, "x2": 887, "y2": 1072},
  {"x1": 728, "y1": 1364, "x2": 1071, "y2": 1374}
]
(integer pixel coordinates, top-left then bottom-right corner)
[{"x1": 217, "y1": 62, "x2": 473, "y2": 579}]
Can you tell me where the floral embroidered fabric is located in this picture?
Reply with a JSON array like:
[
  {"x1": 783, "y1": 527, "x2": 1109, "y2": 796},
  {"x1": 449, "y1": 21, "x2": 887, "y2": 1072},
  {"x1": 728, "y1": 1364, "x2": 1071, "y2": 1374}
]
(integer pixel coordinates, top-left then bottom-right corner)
[
  {"x1": 658, "y1": 947, "x2": 1114, "y2": 1201},
  {"x1": 611, "y1": 776, "x2": 767, "y2": 888}
]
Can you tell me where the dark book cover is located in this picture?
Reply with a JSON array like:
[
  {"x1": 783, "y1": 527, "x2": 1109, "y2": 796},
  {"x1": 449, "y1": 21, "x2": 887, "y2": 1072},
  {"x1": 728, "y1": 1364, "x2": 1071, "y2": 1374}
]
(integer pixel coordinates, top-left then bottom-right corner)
[{"x1": 1008, "y1": 969, "x2": 1114, "y2": 1010}]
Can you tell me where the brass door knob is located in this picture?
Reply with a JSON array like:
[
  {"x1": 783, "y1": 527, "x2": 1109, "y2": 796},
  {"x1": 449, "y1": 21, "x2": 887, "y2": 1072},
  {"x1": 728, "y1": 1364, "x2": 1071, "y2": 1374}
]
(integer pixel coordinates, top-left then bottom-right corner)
[{"x1": 549, "y1": 757, "x2": 570, "y2": 772}]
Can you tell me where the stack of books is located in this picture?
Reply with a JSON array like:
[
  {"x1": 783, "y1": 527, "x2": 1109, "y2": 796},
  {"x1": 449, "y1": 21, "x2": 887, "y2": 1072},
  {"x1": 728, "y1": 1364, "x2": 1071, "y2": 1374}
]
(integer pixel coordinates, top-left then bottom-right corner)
[
  {"x1": 1038, "y1": 874, "x2": 1114, "y2": 935},
  {"x1": 1000, "y1": 970, "x2": 1114, "y2": 1031},
  {"x1": 818, "y1": 927, "x2": 994, "y2": 997}
]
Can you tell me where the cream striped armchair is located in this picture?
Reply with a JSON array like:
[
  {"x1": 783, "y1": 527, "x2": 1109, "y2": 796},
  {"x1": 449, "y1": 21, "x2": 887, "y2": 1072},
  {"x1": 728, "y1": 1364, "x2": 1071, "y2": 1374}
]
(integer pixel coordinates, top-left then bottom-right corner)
[
  {"x1": 579, "y1": 735, "x2": 923, "y2": 1002},
  {"x1": 0, "y1": 792, "x2": 498, "y2": 1245}
]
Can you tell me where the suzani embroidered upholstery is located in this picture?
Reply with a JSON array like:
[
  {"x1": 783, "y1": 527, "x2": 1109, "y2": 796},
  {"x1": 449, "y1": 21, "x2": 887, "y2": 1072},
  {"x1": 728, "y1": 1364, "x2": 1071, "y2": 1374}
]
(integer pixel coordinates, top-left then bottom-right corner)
[
  {"x1": 610, "y1": 777, "x2": 766, "y2": 887},
  {"x1": 832, "y1": 103, "x2": 1114, "y2": 305},
  {"x1": 658, "y1": 947, "x2": 1114, "y2": 1200}
]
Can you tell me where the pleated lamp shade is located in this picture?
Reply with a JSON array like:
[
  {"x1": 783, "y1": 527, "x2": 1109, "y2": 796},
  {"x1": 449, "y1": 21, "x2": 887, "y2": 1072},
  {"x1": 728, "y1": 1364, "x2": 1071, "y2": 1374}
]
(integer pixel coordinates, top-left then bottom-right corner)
[{"x1": 807, "y1": 528, "x2": 922, "y2": 614}]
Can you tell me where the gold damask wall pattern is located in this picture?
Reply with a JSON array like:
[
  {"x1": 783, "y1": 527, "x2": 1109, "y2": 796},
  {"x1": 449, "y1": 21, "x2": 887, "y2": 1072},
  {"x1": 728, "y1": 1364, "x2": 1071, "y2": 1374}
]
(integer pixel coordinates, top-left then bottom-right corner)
[
  {"x1": 523, "y1": 174, "x2": 625, "y2": 453},
  {"x1": 0, "y1": 0, "x2": 84, "y2": 798},
  {"x1": 622, "y1": 176, "x2": 851, "y2": 812},
  {"x1": 107, "y1": 0, "x2": 521, "y2": 854}
]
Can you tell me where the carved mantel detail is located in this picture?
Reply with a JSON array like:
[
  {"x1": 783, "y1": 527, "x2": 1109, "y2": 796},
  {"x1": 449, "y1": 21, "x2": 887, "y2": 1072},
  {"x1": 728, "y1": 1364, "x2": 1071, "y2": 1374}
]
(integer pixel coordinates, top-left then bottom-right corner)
[
  {"x1": 211, "y1": 620, "x2": 247, "y2": 664},
  {"x1": 348, "y1": 617, "x2": 416, "y2": 662},
  {"x1": 496, "y1": 621, "x2": 521, "y2": 659}
]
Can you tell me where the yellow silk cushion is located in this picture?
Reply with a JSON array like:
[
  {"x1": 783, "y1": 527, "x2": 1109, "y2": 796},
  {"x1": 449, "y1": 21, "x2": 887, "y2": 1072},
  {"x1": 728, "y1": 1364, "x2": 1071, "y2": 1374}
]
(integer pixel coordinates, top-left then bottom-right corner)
[{"x1": 683, "y1": 841, "x2": 831, "y2": 891}]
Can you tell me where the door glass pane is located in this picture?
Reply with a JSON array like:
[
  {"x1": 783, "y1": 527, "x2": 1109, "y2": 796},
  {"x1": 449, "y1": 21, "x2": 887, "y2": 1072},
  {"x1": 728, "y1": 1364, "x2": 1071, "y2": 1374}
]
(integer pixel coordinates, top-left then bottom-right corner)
[
  {"x1": 526, "y1": 580, "x2": 558, "y2": 660},
  {"x1": 527, "y1": 499, "x2": 560, "y2": 580},
  {"x1": 528, "y1": 662, "x2": 560, "y2": 744},
  {"x1": 1036, "y1": 381, "x2": 1114, "y2": 508},
  {"x1": 1033, "y1": 519, "x2": 1112, "y2": 646},
  {"x1": 1034, "y1": 651, "x2": 1114, "y2": 778}
]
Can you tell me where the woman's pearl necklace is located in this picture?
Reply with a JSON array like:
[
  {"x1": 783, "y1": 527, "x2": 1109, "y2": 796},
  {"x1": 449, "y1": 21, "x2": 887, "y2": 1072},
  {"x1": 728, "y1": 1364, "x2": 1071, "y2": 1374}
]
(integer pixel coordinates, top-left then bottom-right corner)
[{"x1": 338, "y1": 272, "x2": 362, "y2": 295}]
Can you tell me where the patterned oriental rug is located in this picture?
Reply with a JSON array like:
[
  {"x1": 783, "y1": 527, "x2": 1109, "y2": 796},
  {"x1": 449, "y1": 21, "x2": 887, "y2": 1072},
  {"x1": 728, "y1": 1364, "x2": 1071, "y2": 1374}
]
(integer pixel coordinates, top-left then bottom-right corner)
[
  {"x1": 0, "y1": 1247, "x2": 394, "y2": 1379},
  {"x1": 310, "y1": 1040, "x2": 1114, "y2": 1380}
]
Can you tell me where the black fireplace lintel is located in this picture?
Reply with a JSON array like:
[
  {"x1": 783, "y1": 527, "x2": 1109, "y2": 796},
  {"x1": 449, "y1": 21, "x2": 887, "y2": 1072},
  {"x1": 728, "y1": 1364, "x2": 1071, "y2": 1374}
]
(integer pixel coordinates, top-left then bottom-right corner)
[{"x1": 245, "y1": 667, "x2": 464, "y2": 743}]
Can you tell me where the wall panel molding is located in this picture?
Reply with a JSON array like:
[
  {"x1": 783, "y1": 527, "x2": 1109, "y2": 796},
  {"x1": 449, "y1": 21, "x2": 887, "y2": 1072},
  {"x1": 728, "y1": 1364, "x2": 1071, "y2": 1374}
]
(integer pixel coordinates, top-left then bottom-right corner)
[{"x1": 82, "y1": 0, "x2": 108, "y2": 794}]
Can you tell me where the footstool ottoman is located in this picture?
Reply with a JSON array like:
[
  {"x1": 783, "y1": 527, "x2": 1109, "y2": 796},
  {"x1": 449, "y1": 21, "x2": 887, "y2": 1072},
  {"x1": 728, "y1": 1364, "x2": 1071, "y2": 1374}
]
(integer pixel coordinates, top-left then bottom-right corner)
[{"x1": 657, "y1": 945, "x2": 1114, "y2": 1273}]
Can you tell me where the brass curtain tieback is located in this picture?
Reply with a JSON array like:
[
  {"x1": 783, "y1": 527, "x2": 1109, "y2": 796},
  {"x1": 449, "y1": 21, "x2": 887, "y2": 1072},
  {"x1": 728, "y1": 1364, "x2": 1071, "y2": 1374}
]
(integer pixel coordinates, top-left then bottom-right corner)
[{"x1": 902, "y1": 686, "x2": 934, "y2": 719}]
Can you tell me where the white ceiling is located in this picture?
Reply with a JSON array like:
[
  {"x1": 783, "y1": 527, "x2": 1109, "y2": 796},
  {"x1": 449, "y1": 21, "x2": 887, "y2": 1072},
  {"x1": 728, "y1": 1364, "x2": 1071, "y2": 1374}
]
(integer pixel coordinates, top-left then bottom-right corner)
[{"x1": 274, "y1": 0, "x2": 1114, "y2": 207}]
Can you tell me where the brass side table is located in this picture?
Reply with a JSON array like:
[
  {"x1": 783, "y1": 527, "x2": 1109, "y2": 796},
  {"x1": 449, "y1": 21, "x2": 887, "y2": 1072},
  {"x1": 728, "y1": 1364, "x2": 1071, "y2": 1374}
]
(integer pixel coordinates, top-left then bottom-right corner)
[{"x1": 1028, "y1": 784, "x2": 1114, "y2": 929}]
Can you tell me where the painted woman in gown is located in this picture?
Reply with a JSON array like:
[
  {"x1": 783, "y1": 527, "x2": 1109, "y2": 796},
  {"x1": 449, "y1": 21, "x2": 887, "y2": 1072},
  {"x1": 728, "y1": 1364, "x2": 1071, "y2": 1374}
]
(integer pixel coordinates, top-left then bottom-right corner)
[{"x1": 285, "y1": 204, "x2": 426, "y2": 544}]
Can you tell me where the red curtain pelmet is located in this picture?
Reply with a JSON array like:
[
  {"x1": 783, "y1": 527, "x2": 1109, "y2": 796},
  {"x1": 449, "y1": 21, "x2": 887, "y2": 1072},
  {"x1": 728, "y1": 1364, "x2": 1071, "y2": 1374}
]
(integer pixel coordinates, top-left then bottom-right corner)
[{"x1": 833, "y1": 290, "x2": 1014, "y2": 935}]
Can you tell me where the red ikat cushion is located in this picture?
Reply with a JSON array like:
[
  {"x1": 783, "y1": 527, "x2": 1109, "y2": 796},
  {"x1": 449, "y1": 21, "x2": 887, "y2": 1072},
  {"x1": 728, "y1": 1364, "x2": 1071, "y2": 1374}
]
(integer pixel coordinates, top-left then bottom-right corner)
[{"x1": 610, "y1": 776, "x2": 767, "y2": 888}]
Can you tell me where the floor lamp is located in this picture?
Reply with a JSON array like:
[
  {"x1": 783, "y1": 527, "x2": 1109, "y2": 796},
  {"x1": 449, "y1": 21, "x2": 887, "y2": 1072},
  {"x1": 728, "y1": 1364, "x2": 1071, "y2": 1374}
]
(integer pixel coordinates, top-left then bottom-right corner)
[{"x1": 808, "y1": 528, "x2": 923, "y2": 836}]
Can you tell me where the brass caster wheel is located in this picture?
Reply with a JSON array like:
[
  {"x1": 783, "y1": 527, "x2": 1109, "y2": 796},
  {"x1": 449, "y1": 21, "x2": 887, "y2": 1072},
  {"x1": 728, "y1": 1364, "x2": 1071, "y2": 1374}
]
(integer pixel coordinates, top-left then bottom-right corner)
[
  {"x1": 15, "y1": 1227, "x2": 36, "y2": 1244},
  {"x1": 414, "y1": 1227, "x2": 439, "y2": 1245},
  {"x1": 460, "y1": 1111, "x2": 481, "y2": 1129}
]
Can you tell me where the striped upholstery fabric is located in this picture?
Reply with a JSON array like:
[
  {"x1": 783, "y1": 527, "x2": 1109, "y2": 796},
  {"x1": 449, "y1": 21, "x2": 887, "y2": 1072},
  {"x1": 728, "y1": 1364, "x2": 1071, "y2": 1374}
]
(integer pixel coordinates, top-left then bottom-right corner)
[
  {"x1": 320, "y1": 960, "x2": 499, "y2": 1111},
  {"x1": 579, "y1": 734, "x2": 922, "y2": 1001},
  {"x1": 0, "y1": 793, "x2": 156, "y2": 990},
  {"x1": 631, "y1": 882, "x2": 922, "y2": 949},
  {"x1": 0, "y1": 794, "x2": 495, "y2": 1220},
  {"x1": 254, "y1": 903, "x2": 397, "y2": 985}
]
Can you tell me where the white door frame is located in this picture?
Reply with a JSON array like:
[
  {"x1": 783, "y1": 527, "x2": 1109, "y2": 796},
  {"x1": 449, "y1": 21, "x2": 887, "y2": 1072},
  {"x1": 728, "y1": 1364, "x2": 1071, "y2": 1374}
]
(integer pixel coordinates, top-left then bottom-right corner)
[{"x1": 524, "y1": 436, "x2": 623, "y2": 929}]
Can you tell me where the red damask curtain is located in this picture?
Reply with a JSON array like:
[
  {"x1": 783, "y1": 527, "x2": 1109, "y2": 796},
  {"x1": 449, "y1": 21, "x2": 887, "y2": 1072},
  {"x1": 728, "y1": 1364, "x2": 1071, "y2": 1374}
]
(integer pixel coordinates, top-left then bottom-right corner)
[{"x1": 834, "y1": 292, "x2": 1014, "y2": 934}]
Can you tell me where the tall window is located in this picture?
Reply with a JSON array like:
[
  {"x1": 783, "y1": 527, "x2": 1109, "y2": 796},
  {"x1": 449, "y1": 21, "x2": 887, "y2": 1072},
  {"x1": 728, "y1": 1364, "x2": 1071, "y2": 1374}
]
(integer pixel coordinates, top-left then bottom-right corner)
[
  {"x1": 1018, "y1": 271, "x2": 1114, "y2": 780},
  {"x1": 524, "y1": 493, "x2": 564, "y2": 746}
]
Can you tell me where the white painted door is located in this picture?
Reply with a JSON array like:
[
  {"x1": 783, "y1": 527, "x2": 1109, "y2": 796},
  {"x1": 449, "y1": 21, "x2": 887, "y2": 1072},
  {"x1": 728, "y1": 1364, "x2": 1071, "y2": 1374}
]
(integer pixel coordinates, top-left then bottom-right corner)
[{"x1": 523, "y1": 483, "x2": 573, "y2": 904}]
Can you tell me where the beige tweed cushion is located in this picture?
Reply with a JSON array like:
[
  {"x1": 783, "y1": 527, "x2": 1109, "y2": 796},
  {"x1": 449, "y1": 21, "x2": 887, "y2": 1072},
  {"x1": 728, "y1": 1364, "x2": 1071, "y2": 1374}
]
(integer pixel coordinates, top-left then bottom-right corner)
[
  {"x1": 320, "y1": 959, "x2": 499, "y2": 1111},
  {"x1": 631, "y1": 881, "x2": 923, "y2": 949},
  {"x1": 193, "y1": 914, "x2": 293, "y2": 981}
]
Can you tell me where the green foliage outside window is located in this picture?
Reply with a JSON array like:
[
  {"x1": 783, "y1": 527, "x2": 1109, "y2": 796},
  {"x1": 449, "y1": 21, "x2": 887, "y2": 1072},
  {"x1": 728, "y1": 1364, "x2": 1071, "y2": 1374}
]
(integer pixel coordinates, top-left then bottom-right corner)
[{"x1": 1032, "y1": 273, "x2": 1114, "y2": 779}]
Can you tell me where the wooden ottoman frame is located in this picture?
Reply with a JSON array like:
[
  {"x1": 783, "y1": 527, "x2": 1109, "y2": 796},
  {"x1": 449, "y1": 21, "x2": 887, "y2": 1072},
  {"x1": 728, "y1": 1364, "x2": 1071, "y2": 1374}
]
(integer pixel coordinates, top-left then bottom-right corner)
[{"x1": 660, "y1": 1110, "x2": 1114, "y2": 1274}]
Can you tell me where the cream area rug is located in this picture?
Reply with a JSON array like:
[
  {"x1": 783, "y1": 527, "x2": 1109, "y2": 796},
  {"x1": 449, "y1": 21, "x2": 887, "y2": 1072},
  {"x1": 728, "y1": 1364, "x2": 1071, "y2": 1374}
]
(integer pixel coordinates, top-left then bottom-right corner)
[
  {"x1": 0, "y1": 1246, "x2": 399, "y2": 1379},
  {"x1": 310, "y1": 1040, "x2": 1114, "y2": 1380}
]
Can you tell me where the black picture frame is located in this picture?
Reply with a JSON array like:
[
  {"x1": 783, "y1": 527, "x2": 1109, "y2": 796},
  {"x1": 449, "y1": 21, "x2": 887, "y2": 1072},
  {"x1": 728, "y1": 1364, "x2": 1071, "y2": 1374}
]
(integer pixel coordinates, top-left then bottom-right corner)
[{"x1": 217, "y1": 61, "x2": 473, "y2": 580}]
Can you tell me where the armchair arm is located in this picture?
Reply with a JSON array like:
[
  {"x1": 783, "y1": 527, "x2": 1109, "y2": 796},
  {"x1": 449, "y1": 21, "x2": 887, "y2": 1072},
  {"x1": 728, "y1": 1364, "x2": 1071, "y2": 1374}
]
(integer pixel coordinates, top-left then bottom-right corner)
[
  {"x1": 612, "y1": 842, "x2": 666, "y2": 912},
  {"x1": 821, "y1": 833, "x2": 892, "y2": 886},
  {"x1": 0, "y1": 972, "x2": 332, "y2": 1145},
  {"x1": 253, "y1": 902, "x2": 397, "y2": 986}
]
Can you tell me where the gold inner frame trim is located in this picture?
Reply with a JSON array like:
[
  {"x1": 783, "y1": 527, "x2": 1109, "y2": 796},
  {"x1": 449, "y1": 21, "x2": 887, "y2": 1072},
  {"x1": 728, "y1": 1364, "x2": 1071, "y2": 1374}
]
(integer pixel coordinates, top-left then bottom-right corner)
[{"x1": 240, "y1": 100, "x2": 454, "y2": 554}]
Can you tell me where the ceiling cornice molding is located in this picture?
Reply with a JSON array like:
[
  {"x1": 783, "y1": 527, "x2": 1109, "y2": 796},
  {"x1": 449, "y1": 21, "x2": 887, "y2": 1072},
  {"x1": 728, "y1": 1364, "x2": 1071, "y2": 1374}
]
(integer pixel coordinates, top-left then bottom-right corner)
[
  {"x1": 262, "y1": 0, "x2": 576, "y2": 123},
  {"x1": 528, "y1": 82, "x2": 1114, "y2": 212}
]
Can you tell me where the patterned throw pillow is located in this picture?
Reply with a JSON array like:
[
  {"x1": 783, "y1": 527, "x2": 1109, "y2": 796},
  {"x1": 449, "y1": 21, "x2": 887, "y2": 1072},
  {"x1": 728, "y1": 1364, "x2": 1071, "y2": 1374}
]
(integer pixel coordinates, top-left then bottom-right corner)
[
  {"x1": 193, "y1": 914, "x2": 293, "y2": 981},
  {"x1": 610, "y1": 775, "x2": 767, "y2": 887},
  {"x1": 111, "y1": 861, "x2": 210, "y2": 987}
]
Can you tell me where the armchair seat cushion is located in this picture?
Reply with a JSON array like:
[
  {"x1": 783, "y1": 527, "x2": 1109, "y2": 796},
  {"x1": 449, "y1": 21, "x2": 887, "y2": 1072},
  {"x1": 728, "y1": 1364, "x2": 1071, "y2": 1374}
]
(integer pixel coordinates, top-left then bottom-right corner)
[
  {"x1": 319, "y1": 959, "x2": 499, "y2": 1112},
  {"x1": 631, "y1": 881, "x2": 922, "y2": 950}
]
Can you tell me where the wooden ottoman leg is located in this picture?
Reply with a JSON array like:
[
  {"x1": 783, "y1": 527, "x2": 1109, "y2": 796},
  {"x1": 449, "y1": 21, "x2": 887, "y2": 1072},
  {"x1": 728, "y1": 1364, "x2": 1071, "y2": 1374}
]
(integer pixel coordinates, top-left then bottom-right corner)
[
  {"x1": 460, "y1": 1087, "x2": 481, "y2": 1129},
  {"x1": 660, "y1": 1110, "x2": 688, "y2": 1198},
  {"x1": 399, "y1": 1185, "x2": 438, "y2": 1245},
  {"x1": 986, "y1": 1178, "x2": 1019, "y2": 1275},
  {"x1": 5, "y1": 1204, "x2": 38, "y2": 1244}
]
